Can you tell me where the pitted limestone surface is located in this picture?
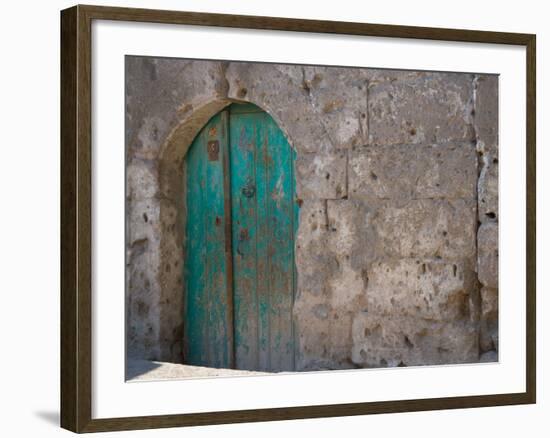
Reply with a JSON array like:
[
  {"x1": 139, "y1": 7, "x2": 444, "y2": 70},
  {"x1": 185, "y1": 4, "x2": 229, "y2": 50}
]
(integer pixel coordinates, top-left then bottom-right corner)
[{"x1": 125, "y1": 57, "x2": 498, "y2": 369}]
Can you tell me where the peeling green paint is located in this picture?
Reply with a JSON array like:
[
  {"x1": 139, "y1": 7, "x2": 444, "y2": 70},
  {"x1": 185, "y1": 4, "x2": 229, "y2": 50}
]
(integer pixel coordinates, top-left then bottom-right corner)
[{"x1": 185, "y1": 103, "x2": 298, "y2": 372}]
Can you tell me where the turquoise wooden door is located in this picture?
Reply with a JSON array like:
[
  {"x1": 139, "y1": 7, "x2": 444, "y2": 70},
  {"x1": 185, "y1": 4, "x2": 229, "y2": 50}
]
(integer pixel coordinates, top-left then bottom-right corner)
[{"x1": 184, "y1": 103, "x2": 298, "y2": 372}]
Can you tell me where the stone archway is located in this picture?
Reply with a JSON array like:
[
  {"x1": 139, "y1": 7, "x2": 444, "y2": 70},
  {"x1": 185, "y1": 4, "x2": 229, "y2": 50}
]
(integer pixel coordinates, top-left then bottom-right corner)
[
  {"x1": 151, "y1": 98, "x2": 304, "y2": 366},
  {"x1": 153, "y1": 99, "x2": 233, "y2": 363}
]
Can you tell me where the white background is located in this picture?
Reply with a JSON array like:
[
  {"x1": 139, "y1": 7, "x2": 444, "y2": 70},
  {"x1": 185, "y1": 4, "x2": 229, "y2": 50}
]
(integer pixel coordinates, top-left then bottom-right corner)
[{"x1": 0, "y1": 0, "x2": 547, "y2": 436}]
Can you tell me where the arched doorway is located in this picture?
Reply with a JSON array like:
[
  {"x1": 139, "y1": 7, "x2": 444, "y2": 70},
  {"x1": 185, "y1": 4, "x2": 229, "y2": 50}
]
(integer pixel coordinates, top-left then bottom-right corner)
[{"x1": 184, "y1": 103, "x2": 298, "y2": 372}]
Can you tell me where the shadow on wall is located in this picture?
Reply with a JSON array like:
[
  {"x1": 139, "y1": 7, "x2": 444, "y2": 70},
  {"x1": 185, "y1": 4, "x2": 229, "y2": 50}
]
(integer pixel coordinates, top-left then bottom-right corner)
[{"x1": 126, "y1": 358, "x2": 162, "y2": 380}]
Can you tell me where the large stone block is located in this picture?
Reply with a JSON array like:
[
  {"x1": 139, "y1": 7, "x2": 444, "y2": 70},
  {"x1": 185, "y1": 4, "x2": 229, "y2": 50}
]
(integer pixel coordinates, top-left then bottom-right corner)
[
  {"x1": 326, "y1": 199, "x2": 376, "y2": 266},
  {"x1": 474, "y1": 75, "x2": 499, "y2": 153},
  {"x1": 226, "y1": 63, "x2": 371, "y2": 152},
  {"x1": 295, "y1": 304, "x2": 357, "y2": 371},
  {"x1": 127, "y1": 266, "x2": 161, "y2": 360},
  {"x1": 481, "y1": 286, "x2": 498, "y2": 318},
  {"x1": 351, "y1": 313, "x2": 479, "y2": 367},
  {"x1": 126, "y1": 57, "x2": 226, "y2": 159},
  {"x1": 127, "y1": 198, "x2": 185, "y2": 362},
  {"x1": 367, "y1": 259, "x2": 473, "y2": 320},
  {"x1": 295, "y1": 152, "x2": 347, "y2": 199},
  {"x1": 126, "y1": 158, "x2": 159, "y2": 200},
  {"x1": 374, "y1": 199, "x2": 477, "y2": 260},
  {"x1": 294, "y1": 294, "x2": 343, "y2": 371},
  {"x1": 295, "y1": 202, "x2": 368, "y2": 370},
  {"x1": 295, "y1": 201, "x2": 338, "y2": 298},
  {"x1": 478, "y1": 155, "x2": 498, "y2": 222},
  {"x1": 349, "y1": 144, "x2": 477, "y2": 200},
  {"x1": 302, "y1": 66, "x2": 369, "y2": 148},
  {"x1": 127, "y1": 199, "x2": 161, "y2": 246},
  {"x1": 480, "y1": 287, "x2": 498, "y2": 352},
  {"x1": 477, "y1": 222, "x2": 498, "y2": 288},
  {"x1": 297, "y1": 200, "x2": 327, "y2": 240},
  {"x1": 325, "y1": 199, "x2": 476, "y2": 266},
  {"x1": 133, "y1": 116, "x2": 172, "y2": 160},
  {"x1": 368, "y1": 71, "x2": 475, "y2": 145},
  {"x1": 295, "y1": 317, "x2": 330, "y2": 370},
  {"x1": 328, "y1": 261, "x2": 368, "y2": 311},
  {"x1": 226, "y1": 63, "x2": 334, "y2": 153},
  {"x1": 126, "y1": 198, "x2": 163, "y2": 360}
]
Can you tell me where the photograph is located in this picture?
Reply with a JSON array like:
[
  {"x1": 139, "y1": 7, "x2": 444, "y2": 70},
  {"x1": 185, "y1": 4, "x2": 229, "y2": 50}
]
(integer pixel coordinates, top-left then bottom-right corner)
[
  {"x1": 124, "y1": 57, "x2": 499, "y2": 380},
  {"x1": 1, "y1": 0, "x2": 542, "y2": 435}
]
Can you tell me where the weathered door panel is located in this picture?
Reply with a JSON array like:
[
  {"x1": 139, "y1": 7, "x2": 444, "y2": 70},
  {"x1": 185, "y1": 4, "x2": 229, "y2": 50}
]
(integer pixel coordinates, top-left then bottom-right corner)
[
  {"x1": 229, "y1": 109, "x2": 262, "y2": 370},
  {"x1": 185, "y1": 111, "x2": 233, "y2": 368},
  {"x1": 185, "y1": 103, "x2": 297, "y2": 372},
  {"x1": 230, "y1": 104, "x2": 297, "y2": 372}
]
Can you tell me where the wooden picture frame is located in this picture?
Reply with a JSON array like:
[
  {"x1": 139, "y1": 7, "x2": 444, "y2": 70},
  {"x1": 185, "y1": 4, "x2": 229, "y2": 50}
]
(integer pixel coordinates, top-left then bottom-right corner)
[{"x1": 61, "y1": 4, "x2": 536, "y2": 433}]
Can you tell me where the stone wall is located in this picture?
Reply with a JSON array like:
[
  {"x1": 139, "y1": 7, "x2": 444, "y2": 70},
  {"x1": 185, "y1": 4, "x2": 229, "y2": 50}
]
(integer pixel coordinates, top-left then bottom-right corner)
[{"x1": 125, "y1": 56, "x2": 498, "y2": 368}]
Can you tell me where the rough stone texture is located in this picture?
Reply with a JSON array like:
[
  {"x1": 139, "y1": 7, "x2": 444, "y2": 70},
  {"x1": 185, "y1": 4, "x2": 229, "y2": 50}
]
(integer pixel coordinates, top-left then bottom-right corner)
[
  {"x1": 368, "y1": 71, "x2": 475, "y2": 146},
  {"x1": 225, "y1": 63, "x2": 369, "y2": 152},
  {"x1": 349, "y1": 144, "x2": 477, "y2": 200},
  {"x1": 478, "y1": 222, "x2": 498, "y2": 289},
  {"x1": 126, "y1": 158, "x2": 159, "y2": 200},
  {"x1": 295, "y1": 200, "x2": 336, "y2": 298},
  {"x1": 351, "y1": 313, "x2": 479, "y2": 367},
  {"x1": 294, "y1": 200, "x2": 364, "y2": 370},
  {"x1": 126, "y1": 197, "x2": 162, "y2": 360},
  {"x1": 366, "y1": 259, "x2": 473, "y2": 320},
  {"x1": 373, "y1": 199, "x2": 477, "y2": 261},
  {"x1": 474, "y1": 75, "x2": 499, "y2": 359},
  {"x1": 478, "y1": 154, "x2": 499, "y2": 222},
  {"x1": 296, "y1": 152, "x2": 347, "y2": 199},
  {"x1": 125, "y1": 57, "x2": 499, "y2": 370},
  {"x1": 480, "y1": 287, "x2": 499, "y2": 352},
  {"x1": 474, "y1": 75, "x2": 499, "y2": 156},
  {"x1": 326, "y1": 200, "x2": 376, "y2": 268},
  {"x1": 323, "y1": 199, "x2": 477, "y2": 265},
  {"x1": 126, "y1": 57, "x2": 228, "y2": 160}
]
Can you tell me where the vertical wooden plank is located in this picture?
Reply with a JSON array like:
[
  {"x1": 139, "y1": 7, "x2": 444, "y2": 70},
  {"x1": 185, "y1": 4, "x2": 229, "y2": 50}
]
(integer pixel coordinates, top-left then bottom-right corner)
[
  {"x1": 221, "y1": 110, "x2": 235, "y2": 369},
  {"x1": 291, "y1": 141, "x2": 299, "y2": 372},
  {"x1": 264, "y1": 114, "x2": 296, "y2": 371},
  {"x1": 230, "y1": 106, "x2": 260, "y2": 370},
  {"x1": 254, "y1": 111, "x2": 271, "y2": 371},
  {"x1": 230, "y1": 104, "x2": 297, "y2": 372},
  {"x1": 185, "y1": 111, "x2": 231, "y2": 368},
  {"x1": 204, "y1": 112, "x2": 231, "y2": 368},
  {"x1": 185, "y1": 125, "x2": 207, "y2": 366}
]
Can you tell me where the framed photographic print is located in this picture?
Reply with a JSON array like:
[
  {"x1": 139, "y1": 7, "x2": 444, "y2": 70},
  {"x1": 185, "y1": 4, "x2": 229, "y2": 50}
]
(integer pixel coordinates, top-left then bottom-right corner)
[{"x1": 60, "y1": 4, "x2": 536, "y2": 433}]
